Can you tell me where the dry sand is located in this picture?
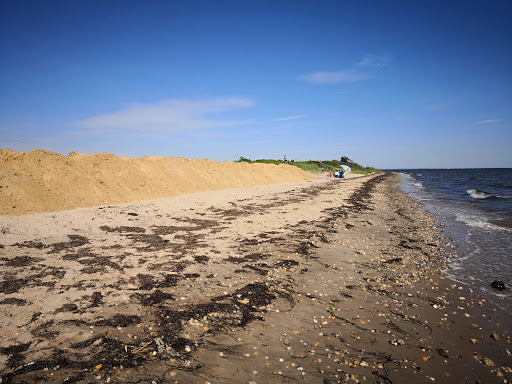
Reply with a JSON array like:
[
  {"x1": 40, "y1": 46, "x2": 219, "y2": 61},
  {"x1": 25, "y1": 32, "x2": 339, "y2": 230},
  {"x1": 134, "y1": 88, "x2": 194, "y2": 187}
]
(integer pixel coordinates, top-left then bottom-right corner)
[
  {"x1": 0, "y1": 156, "x2": 510, "y2": 384},
  {"x1": 0, "y1": 149, "x2": 315, "y2": 216}
]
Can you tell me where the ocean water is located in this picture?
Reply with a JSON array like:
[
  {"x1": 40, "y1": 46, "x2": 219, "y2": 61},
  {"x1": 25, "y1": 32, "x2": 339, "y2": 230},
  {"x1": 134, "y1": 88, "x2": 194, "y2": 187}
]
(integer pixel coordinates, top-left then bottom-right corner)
[{"x1": 386, "y1": 169, "x2": 512, "y2": 314}]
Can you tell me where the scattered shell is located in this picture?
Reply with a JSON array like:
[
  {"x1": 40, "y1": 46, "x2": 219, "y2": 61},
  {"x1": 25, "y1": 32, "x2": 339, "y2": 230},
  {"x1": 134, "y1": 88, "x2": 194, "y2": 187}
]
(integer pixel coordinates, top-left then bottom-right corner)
[
  {"x1": 470, "y1": 338, "x2": 478, "y2": 344},
  {"x1": 491, "y1": 333, "x2": 500, "y2": 341},
  {"x1": 482, "y1": 357, "x2": 495, "y2": 367},
  {"x1": 389, "y1": 339, "x2": 404, "y2": 346}
]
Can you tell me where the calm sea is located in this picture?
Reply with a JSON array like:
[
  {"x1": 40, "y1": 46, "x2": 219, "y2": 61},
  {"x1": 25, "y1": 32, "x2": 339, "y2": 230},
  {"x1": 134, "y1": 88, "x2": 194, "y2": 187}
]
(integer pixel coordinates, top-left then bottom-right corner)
[{"x1": 386, "y1": 169, "x2": 512, "y2": 314}]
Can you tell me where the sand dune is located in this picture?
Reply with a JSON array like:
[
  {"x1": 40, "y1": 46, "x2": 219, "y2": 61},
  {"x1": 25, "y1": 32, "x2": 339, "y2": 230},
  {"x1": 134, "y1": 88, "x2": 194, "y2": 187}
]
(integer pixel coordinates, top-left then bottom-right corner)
[{"x1": 0, "y1": 149, "x2": 315, "y2": 215}]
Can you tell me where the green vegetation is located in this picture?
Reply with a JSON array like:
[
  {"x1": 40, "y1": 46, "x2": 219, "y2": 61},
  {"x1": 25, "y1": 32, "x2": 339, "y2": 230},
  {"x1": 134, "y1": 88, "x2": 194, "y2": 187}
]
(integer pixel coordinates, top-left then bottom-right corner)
[{"x1": 235, "y1": 156, "x2": 381, "y2": 175}]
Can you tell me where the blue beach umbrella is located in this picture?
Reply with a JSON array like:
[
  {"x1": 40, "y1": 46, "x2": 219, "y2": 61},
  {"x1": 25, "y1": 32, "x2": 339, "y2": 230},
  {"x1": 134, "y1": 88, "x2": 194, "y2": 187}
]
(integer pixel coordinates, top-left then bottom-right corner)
[{"x1": 341, "y1": 165, "x2": 352, "y2": 174}]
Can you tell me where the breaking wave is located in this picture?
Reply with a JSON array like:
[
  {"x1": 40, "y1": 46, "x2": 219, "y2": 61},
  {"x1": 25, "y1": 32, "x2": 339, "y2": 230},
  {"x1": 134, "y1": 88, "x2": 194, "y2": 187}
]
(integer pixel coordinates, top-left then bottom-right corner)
[{"x1": 467, "y1": 189, "x2": 496, "y2": 199}]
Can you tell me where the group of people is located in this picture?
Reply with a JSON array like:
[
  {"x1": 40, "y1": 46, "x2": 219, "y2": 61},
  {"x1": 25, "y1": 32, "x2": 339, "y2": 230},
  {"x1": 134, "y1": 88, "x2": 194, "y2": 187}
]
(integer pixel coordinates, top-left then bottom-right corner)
[{"x1": 327, "y1": 169, "x2": 345, "y2": 178}]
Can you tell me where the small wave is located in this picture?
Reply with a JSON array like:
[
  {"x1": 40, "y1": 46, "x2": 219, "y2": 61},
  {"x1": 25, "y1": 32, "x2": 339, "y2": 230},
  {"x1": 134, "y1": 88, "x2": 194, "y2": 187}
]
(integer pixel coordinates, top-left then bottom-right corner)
[
  {"x1": 467, "y1": 189, "x2": 496, "y2": 199},
  {"x1": 455, "y1": 213, "x2": 512, "y2": 233},
  {"x1": 467, "y1": 189, "x2": 512, "y2": 199}
]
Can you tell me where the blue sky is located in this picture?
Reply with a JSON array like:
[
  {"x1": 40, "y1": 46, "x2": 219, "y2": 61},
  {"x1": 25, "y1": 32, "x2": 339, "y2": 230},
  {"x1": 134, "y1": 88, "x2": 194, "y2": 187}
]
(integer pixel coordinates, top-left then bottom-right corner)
[{"x1": 1, "y1": 0, "x2": 511, "y2": 168}]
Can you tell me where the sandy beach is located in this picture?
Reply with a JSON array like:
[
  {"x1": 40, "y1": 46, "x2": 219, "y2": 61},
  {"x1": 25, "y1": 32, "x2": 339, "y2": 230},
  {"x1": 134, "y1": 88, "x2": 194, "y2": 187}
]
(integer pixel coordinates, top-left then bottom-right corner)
[{"x1": 1, "y1": 157, "x2": 511, "y2": 383}]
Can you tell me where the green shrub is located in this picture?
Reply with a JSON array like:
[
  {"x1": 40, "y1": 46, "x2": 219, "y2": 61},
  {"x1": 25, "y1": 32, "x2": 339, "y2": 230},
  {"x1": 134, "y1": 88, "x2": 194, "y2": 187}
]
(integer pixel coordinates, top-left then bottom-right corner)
[{"x1": 234, "y1": 156, "x2": 381, "y2": 174}]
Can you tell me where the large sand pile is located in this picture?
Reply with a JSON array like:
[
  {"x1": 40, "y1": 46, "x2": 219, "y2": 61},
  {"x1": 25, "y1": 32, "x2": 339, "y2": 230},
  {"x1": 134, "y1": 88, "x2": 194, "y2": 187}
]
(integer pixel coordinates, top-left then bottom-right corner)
[{"x1": 0, "y1": 149, "x2": 315, "y2": 215}]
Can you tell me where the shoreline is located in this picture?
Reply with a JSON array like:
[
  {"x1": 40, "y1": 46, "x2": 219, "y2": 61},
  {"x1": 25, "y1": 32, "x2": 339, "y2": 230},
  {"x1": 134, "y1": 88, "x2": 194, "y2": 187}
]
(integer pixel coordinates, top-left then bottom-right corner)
[{"x1": 0, "y1": 174, "x2": 510, "y2": 383}]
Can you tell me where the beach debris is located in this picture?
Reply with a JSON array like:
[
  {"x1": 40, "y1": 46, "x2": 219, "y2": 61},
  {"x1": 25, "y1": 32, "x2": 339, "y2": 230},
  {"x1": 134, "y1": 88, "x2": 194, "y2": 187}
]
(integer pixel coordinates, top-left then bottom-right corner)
[
  {"x1": 490, "y1": 280, "x2": 505, "y2": 291},
  {"x1": 383, "y1": 257, "x2": 402, "y2": 264},
  {"x1": 436, "y1": 348, "x2": 448, "y2": 358},
  {"x1": 482, "y1": 357, "x2": 495, "y2": 366},
  {"x1": 490, "y1": 333, "x2": 500, "y2": 341},
  {"x1": 470, "y1": 338, "x2": 478, "y2": 344}
]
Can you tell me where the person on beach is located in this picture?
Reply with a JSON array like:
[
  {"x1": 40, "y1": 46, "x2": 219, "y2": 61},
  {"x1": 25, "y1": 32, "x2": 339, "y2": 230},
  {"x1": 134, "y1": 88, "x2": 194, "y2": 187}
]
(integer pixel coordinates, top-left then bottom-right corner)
[{"x1": 284, "y1": 155, "x2": 288, "y2": 164}]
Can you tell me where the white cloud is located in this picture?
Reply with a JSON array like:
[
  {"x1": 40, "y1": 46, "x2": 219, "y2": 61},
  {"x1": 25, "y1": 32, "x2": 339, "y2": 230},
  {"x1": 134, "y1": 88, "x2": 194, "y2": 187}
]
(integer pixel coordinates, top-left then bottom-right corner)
[
  {"x1": 73, "y1": 97, "x2": 255, "y2": 134},
  {"x1": 357, "y1": 54, "x2": 391, "y2": 67},
  {"x1": 273, "y1": 115, "x2": 306, "y2": 121},
  {"x1": 474, "y1": 119, "x2": 503, "y2": 124},
  {"x1": 297, "y1": 71, "x2": 368, "y2": 85},
  {"x1": 297, "y1": 54, "x2": 390, "y2": 85}
]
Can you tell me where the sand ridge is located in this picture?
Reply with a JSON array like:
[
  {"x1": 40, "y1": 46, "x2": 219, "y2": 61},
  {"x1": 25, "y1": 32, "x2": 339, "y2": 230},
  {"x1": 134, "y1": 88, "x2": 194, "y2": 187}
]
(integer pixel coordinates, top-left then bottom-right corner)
[{"x1": 0, "y1": 149, "x2": 316, "y2": 216}]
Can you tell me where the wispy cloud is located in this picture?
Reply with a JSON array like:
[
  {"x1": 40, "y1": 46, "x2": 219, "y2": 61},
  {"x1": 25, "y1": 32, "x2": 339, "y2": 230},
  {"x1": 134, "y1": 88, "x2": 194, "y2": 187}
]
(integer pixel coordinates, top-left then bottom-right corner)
[
  {"x1": 297, "y1": 71, "x2": 368, "y2": 85},
  {"x1": 298, "y1": 54, "x2": 389, "y2": 85},
  {"x1": 474, "y1": 119, "x2": 503, "y2": 124},
  {"x1": 273, "y1": 115, "x2": 306, "y2": 121},
  {"x1": 357, "y1": 54, "x2": 392, "y2": 68},
  {"x1": 73, "y1": 97, "x2": 255, "y2": 134}
]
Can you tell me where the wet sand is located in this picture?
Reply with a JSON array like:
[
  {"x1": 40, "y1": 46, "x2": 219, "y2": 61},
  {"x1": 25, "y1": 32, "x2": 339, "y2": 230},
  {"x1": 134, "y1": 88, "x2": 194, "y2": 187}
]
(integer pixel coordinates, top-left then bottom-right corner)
[{"x1": 0, "y1": 174, "x2": 510, "y2": 383}]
